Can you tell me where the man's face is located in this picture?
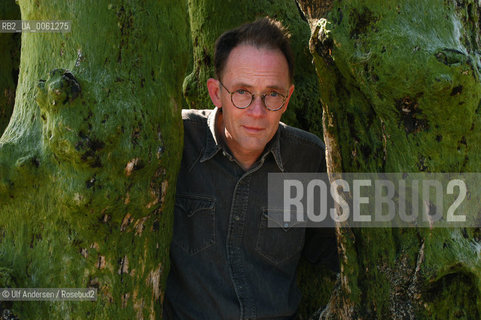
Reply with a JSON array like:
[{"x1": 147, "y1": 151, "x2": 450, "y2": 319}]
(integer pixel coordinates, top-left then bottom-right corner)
[{"x1": 208, "y1": 45, "x2": 294, "y2": 162}]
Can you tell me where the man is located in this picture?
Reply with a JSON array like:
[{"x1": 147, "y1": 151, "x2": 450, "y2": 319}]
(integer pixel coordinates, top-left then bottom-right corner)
[{"x1": 164, "y1": 18, "x2": 337, "y2": 319}]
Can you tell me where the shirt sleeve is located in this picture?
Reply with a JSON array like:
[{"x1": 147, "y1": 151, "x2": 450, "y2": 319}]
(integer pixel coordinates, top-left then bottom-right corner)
[
  {"x1": 301, "y1": 147, "x2": 339, "y2": 272},
  {"x1": 302, "y1": 227, "x2": 339, "y2": 272}
]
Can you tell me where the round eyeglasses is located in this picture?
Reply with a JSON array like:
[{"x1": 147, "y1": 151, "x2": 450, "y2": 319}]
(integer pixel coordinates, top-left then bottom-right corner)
[{"x1": 218, "y1": 81, "x2": 288, "y2": 111}]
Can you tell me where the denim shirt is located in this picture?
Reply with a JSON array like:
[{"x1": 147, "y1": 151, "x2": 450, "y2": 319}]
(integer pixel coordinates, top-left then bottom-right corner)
[{"x1": 164, "y1": 108, "x2": 328, "y2": 320}]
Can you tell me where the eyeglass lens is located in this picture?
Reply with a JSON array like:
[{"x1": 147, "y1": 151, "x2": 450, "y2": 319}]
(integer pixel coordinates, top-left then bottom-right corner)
[{"x1": 231, "y1": 90, "x2": 285, "y2": 110}]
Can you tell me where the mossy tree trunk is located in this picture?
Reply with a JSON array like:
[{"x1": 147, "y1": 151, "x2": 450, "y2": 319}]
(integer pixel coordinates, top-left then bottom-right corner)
[
  {"x1": 297, "y1": 0, "x2": 481, "y2": 319},
  {"x1": 0, "y1": 1, "x2": 20, "y2": 136},
  {"x1": 0, "y1": 0, "x2": 189, "y2": 319}
]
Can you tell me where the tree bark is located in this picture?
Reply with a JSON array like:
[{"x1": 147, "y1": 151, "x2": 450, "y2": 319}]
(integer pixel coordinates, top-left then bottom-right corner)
[
  {"x1": 0, "y1": 1, "x2": 20, "y2": 136},
  {"x1": 0, "y1": 0, "x2": 189, "y2": 319},
  {"x1": 297, "y1": 0, "x2": 481, "y2": 319}
]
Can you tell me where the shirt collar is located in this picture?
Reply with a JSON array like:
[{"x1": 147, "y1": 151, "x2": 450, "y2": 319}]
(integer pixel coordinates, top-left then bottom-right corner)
[
  {"x1": 200, "y1": 107, "x2": 223, "y2": 163},
  {"x1": 200, "y1": 107, "x2": 285, "y2": 172}
]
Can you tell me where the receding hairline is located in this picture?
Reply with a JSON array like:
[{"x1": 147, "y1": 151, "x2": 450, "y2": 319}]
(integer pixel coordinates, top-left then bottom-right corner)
[
  {"x1": 213, "y1": 17, "x2": 295, "y2": 83},
  {"x1": 220, "y1": 43, "x2": 293, "y2": 84}
]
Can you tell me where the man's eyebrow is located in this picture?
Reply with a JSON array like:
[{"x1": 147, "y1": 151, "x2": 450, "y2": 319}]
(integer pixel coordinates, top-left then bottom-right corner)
[
  {"x1": 265, "y1": 85, "x2": 286, "y2": 91},
  {"x1": 230, "y1": 82, "x2": 252, "y2": 88},
  {"x1": 230, "y1": 82, "x2": 286, "y2": 91}
]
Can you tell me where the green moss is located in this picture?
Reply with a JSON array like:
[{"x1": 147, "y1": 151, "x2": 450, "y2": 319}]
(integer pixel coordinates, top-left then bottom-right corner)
[
  {"x1": 296, "y1": 260, "x2": 338, "y2": 319},
  {"x1": 302, "y1": 0, "x2": 481, "y2": 318},
  {"x1": 317, "y1": 0, "x2": 481, "y2": 173},
  {"x1": 0, "y1": 0, "x2": 189, "y2": 318}
]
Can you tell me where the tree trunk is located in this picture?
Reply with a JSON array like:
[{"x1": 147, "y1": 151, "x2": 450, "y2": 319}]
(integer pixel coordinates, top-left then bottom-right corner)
[
  {"x1": 0, "y1": 1, "x2": 20, "y2": 136},
  {"x1": 0, "y1": 0, "x2": 189, "y2": 319},
  {"x1": 297, "y1": 0, "x2": 481, "y2": 319}
]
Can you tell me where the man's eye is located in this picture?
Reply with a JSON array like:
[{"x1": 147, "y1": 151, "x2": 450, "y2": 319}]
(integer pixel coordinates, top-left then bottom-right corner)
[
  {"x1": 236, "y1": 89, "x2": 248, "y2": 95},
  {"x1": 268, "y1": 91, "x2": 280, "y2": 97}
]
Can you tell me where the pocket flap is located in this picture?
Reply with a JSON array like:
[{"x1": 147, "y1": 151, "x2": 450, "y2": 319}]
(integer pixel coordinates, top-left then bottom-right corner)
[
  {"x1": 176, "y1": 195, "x2": 215, "y2": 217},
  {"x1": 263, "y1": 209, "x2": 307, "y2": 231}
]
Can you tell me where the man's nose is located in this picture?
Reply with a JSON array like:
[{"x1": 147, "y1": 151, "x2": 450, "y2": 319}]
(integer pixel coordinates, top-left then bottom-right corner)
[{"x1": 248, "y1": 95, "x2": 267, "y2": 117}]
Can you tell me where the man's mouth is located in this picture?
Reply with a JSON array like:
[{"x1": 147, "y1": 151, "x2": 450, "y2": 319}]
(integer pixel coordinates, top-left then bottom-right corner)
[{"x1": 242, "y1": 125, "x2": 264, "y2": 133}]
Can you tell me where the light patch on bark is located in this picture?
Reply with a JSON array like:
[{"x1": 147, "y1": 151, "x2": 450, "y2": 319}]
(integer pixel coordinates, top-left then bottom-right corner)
[
  {"x1": 97, "y1": 255, "x2": 106, "y2": 269},
  {"x1": 411, "y1": 241, "x2": 425, "y2": 287},
  {"x1": 322, "y1": 109, "x2": 343, "y2": 174},
  {"x1": 88, "y1": 277, "x2": 99, "y2": 288},
  {"x1": 103, "y1": 213, "x2": 111, "y2": 223},
  {"x1": 148, "y1": 169, "x2": 167, "y2": 209},
  {"x1": 132, "y1": 289, "x2": 144, "y2": 320},
  {"x1": 381, "y1": 119, "x2": 389, "y2": 162},
  {"x1": 341, "y1": 274, "x2": 351, "y2": 295},
  {"x1": 147, "y1": 263, "x2": 162, "y2": 300},
  {"x1": 118, "y1": 255, "x2": 129, "y2": 274},
  {"x1": 296, "y1": 0, "x2": 334, "y2": 33},
  {"x1": 134, "y1": 216, "x2": 148, "y2": 236},
  {"x1": 73, "y1": 192, "x2": 84, "y2": 205},
  {"x1": 146, "y1": 193, "x2": 158, "y2": 209},
  {"x1": 160, "y1": 180, "x2": 168, "y2": 209},
  {"x1": 375, "y1": 242, "x2": 425, "y2": 319},
  {"x1": 121, "y1": 292, "x2": 130, "y2": 308},
  {"x1": 121, "y1": 213, "x2": 133, "y2": 231},
  {"x1": 102, "y1": 284, "x2": 113, "y2": 304},
  {"x1": 125, "y1": 158, "x2": 140, "y2": 176}
]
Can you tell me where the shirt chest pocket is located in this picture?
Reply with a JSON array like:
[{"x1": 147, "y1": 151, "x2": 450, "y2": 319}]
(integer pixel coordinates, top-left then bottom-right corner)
[
  {"x1": 255, "y1": 209, "x2": 306, "y2": 265},
  {"x1": 172, "y1": 194, "x2": 216, "y2": 255}
]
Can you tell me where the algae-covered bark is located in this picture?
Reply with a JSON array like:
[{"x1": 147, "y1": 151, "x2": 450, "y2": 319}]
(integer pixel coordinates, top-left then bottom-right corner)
[
  {"x1": 184, "y1": 0, "x2": 324, "y2": 135},
  {"x1": 0, "y1": 1, "x2": 20, "y2": 136},
  {"x1": 297, "y1": 0, "x2": 481, "y2": 318},
  {"x1": 0, "y1": 0, "x2": 189, "y2": 319}
]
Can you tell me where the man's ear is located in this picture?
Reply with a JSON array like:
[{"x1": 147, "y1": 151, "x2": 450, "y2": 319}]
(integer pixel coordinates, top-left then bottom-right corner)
[
  {"x1": 282, "y1": 84, "x2": 295, "y2": 113},
  {"x1": 207, "y1": 78, "x2": 221, "y2": 108}
]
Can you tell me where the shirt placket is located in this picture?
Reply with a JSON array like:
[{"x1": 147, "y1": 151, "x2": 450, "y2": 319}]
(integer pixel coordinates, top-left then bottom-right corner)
[{"x1": 227, "y1": 173, "x2": 256, "y2": 320}]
